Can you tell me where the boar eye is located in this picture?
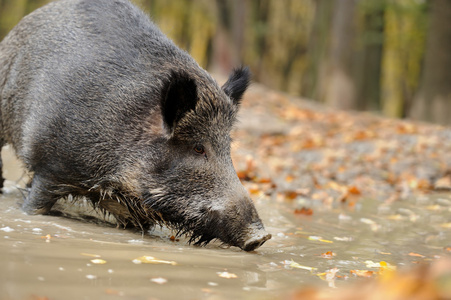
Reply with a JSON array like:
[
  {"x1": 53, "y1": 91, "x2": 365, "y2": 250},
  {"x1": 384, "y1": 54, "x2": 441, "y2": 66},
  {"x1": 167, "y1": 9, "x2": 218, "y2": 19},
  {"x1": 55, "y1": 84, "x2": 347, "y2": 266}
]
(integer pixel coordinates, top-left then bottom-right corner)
[{"x1": 193, "y1": 145, "x2": 205, "y2": 155}]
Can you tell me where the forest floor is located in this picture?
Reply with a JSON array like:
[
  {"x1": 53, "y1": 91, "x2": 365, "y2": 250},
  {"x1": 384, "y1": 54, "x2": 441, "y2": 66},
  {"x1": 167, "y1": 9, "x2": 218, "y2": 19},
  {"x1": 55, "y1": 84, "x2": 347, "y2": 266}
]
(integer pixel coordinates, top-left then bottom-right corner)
[
  {"x1": 233, "y1": 83, "x2": 451, "y2": 209},
  {"x1": 231, "y1": 83, "x2": 451, "y2": 299}
]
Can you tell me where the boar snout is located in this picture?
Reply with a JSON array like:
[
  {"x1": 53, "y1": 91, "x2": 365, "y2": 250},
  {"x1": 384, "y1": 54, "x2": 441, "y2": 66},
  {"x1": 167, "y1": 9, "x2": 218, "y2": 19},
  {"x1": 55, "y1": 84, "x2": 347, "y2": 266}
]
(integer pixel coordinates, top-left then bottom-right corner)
[
  {"x1": 240, "y1": 222, "x2": 272, "y2": 252},
  {"x1": 223, "y1": 185, "x2": 271, "y2": 251}
]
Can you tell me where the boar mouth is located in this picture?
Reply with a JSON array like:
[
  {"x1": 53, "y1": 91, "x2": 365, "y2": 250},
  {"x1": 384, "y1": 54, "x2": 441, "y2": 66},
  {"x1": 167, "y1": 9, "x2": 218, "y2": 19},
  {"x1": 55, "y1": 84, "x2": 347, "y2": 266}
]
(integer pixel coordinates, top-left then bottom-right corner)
[
  {"x1": 173, "y1": 216, "x2": 271, "y2": 252},
  {"x1": 184, "y1": 226, "x2": 271, "y2": 252},
  {"x1": 141, "y1": 192, "x2": 271, "y2": 251},
  {"x1": 151, "y1": 211, "x2": 271, "y2": 251},
  {"x1": 241, "y1": 237, "x2": 269, "y2": 251},
  {"x1": 240, "y1": 225, "x2": 272, "y2": 251}
]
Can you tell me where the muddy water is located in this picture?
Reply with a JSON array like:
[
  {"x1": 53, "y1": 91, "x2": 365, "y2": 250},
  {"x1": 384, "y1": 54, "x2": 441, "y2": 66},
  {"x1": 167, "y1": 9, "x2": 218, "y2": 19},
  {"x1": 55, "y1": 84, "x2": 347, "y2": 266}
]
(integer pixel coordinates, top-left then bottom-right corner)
[{"x1": 1, "y1": 146, "x2": 451, "y2": 300}]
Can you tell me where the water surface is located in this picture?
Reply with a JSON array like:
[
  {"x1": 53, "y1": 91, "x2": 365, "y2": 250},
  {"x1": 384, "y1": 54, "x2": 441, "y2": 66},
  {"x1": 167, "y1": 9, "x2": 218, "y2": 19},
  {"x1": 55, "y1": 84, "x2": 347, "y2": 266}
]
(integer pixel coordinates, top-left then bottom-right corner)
[{"x1": 1, "y1": 147, "x2": 450, "y2": 300}]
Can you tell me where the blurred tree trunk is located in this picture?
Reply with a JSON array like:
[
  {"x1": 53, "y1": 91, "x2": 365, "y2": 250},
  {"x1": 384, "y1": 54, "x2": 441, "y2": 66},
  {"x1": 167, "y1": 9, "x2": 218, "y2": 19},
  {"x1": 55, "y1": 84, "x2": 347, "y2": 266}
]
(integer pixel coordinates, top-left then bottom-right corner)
[
  {"x1": 323, "y1": 0, "x2": 357, "y2": 109},
  {"x1": 210, "y1": 0, "x2": 245, "y2": 75},
  {"x1": 356, "y1": 1, "x2": 385, "y2": 111},
  {"x1": 301, "y1": 0, "x2": 334, "y2": 100},
  {"x1": 409, "y1": 0, "x2": 451, "y2": 125},
  {"x1": 245, "y1": 0, "x2": 271, "y2": 83},
  {"x1": 381, "y1": 1, "x2": 427, "y2": 119}
]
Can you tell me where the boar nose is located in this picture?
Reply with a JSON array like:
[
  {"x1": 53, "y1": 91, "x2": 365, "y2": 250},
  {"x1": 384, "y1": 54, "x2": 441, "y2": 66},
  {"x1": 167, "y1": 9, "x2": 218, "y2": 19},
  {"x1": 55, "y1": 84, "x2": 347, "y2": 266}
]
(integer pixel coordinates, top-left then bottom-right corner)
[{"x1": 241, "y1": 223, "x2": 272, "y2": 252}]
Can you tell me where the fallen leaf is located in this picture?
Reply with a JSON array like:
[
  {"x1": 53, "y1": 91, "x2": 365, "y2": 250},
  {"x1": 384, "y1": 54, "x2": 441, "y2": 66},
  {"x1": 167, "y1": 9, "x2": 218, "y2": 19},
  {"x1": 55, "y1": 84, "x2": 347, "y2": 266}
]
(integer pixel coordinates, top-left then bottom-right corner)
[
  {"x1": 285, "y1": 175, "x2": 295, "y2": 182},
  {"x1": 360, "y1": 218, "x2": 376, "y2": 225},
  {"x1": 365, "y1": 261, "x2": 382, "y2": 268},
  {"x1": 397, "y1": 123, "x2": 417, "y2": 134},
  {"x1": 217, "y1": 272, "x2": 238, "y2": 279},
  {"x1": 426, "y1": 205, "x2": 441, "y2": 211},
  {"x1": 407, "y1": 178, "x2": 430, "y2": 189},
  {"x1": 0, "y1": 226, "x2": 14, "y2": 232},
  {"x1": 255, "y1": 177, "x2": 272, "y2": 184},
  {"x1": 408, "y1": 252, "x2": 425, "y2": 258},
  {"x1": 350, "y1": 270, "x2": 374, "y2": 278},
  {"x1": 387, "y1": 214, "x2": 403, "y2": 220},
  {"x1": 283, "y1": 190, "x2": 299, "y2": 200},
  {"x1": 150, "y1": 277, "x2": 168, "y2": 284},
  {"x1": 80, "y1": 253, "x2": 101, "y2": 258},
  {"x1": 104, "y1": 289, "x2": 124, "y2": 296},
  {"x1": 237, "y1": 170, "x2": 253, "y2": 181},
  {"x1": 41, "y1": 234, "x2": 52, "y2": 241},
  {"x1": 132, "y1": 256, "x2": 177, "y2": 265},
  {"x1": 248, "y1": 187, "x2": 261, "y2": 195},
  {"x1": 308, "y1": 236, "x2": 334, "y2": 243},
  {"x1": 294, "y1": 207, "x2": 313, "y2": 215},
  {"x1": 434, "y1": 176, "x2": 451, "y2": 189},
  {"x1": 91, "y1": 259, "x2": 107, "y2": 264},
  {"x1": 325, "y1": 268, "x2": 339, "y2": 288},
  {"x1": 348, "y1": 186, "x2": 361, "y2": 195},
  {"x1": 379, "y1": 261, "x2": 397, "y2": 275},
  {"x1": 287, "y1": 260, "x2": 318, "y2": 272},
  {"x1": 333, "y1": 236, "x2": 353, "y2": 242},
  {"x1": 321, "y1": 251, "x2": 336, "y2": 259}
]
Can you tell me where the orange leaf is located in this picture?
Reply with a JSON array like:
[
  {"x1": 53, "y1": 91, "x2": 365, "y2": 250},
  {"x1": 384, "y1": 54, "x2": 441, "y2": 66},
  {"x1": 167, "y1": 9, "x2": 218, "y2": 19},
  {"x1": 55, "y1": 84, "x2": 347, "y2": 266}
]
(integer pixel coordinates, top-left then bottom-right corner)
[
  {"x1": 104, "y1": 289, "x2": 123, "y2": 296},
  {"x1": 408, "y1": 252, "x2": 425, "y2": 258},
  {"x1": 285, "y1": 175, "x2": 295, "y2": 183},
  {"x1": 397, "y1": 123, "x2": 417, "y2": 134},
  {"x1": 348, "y1": 186, "x2": 361, "y2": 195},
  {"x1": 409, "y1": 178, "x2": 430, "y2": 189},
  {"x1": 255, "y1": 177, "x2": 272, "y2": 184},
  {"x1": 237, "y1": 171, "x2": 251, "y2": 181},
  {"x1": 321, "y1": 251, "x2": 336, "y2": 259},
  {"x1": 294, "y1": 207, "x2": 313, "y2": 216},
  {"x1": 248, "y1": 187, "x2": 261, "y2": 195},
  {"x1": 353, "y1": 130, "x2": 374, "y2": 141},
  {"x1": 350, "y1": 270, "x2": 374, "y2": 278},
  {"x1": 283, "y1": 189, "x2": 309, "y2": 200}
]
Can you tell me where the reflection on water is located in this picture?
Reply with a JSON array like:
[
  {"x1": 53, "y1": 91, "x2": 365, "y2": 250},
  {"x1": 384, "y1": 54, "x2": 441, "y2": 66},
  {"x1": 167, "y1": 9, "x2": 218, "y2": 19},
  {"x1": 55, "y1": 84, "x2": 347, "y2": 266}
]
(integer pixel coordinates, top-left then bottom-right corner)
[{"x1": 1, "y1": 146, "x2": 451, "y2": 300}]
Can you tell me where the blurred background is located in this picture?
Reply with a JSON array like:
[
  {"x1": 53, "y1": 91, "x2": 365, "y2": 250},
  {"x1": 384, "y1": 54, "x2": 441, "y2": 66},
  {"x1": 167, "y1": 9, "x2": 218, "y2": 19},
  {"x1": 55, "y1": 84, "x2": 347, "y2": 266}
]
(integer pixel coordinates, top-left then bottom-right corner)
[{"x1": 0, "y1": 0, "x2": 449, "y2": 125}]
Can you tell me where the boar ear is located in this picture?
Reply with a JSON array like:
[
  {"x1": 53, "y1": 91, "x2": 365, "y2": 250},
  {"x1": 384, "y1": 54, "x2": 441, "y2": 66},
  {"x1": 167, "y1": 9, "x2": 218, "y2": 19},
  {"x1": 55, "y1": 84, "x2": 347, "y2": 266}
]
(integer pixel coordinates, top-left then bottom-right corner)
[
  {"x1": 222, "y1": 66, "x2": 251, "y2": 106},
  {"x1": 161, "y1": 72, "x2": 198, "y2": 133}
]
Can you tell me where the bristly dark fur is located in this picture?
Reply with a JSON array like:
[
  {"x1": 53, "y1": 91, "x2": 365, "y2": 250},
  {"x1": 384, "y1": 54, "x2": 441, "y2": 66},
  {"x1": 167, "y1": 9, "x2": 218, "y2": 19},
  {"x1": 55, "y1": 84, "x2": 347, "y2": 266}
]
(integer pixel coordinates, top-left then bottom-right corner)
[
  {"x1": 142, "y1": 190, "x2": 243, "y2": 247},
  {"x1": 222, "y1": 67, "x2": 251, "y2": 105},
  {"x1": 161, "y1": 71, "x2": 198, "y2": 134},
  {"x1": 0, "y1": 0, "x2": 270, "y2": 251}
]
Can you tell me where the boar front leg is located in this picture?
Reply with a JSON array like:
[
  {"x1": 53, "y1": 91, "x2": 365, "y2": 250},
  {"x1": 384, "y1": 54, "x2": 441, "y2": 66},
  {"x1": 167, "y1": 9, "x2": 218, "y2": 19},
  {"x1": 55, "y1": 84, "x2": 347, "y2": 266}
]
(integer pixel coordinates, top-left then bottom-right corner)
[{"x1": 22, "y1": 174, "x2": 59, "y2": 215}]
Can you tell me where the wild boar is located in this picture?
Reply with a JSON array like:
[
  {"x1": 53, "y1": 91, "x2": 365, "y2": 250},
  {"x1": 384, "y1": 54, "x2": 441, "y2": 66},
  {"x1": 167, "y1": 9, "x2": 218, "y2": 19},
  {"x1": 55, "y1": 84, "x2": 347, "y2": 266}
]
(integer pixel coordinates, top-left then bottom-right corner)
[{"x1": 0, "y1": 0, "x2": 271, "y2": 251}]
